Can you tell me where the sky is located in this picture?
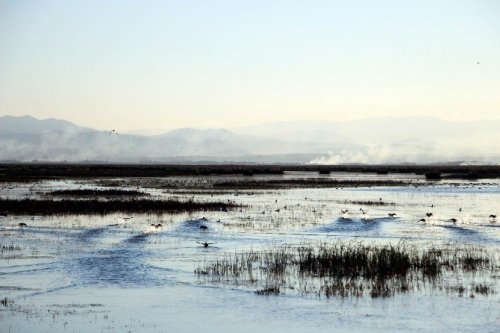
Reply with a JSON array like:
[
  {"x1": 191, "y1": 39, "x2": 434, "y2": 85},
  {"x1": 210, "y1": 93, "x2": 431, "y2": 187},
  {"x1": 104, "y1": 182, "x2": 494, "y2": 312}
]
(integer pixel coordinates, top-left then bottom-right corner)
[{"x1": 1, "y1": 0, "x2": 499, "y2": 131}]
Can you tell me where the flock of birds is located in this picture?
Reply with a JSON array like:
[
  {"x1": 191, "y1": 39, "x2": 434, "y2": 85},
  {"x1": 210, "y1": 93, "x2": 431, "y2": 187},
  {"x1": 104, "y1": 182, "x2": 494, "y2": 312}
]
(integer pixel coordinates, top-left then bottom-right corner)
[
  {"x1": 9, "y1": 188, "x2": 497, "y2": 247},
  {"x1": 338, "y1": 208, "x2": 497, "y2": 224},
  {"x1": 417, "y1": 212, "x2": 497, "y2": 225}
]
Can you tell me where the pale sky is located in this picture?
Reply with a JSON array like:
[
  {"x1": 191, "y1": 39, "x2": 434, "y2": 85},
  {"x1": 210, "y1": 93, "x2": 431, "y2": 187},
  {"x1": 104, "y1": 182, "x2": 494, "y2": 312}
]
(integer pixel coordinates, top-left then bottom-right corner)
[{"x1": 1, "y1": 0, "x2": 499, "y2": 131}]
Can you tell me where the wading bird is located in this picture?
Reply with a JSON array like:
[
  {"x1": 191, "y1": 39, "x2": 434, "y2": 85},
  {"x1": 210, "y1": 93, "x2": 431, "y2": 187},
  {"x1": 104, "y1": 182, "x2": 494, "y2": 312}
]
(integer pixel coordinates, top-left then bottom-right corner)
[
  {"x1": 450, "y1": 218, "x2": 457, "y2": 224},
  {"x1": 359, "y1": 208, "x2": 370, "y2": 220},
  {"x1": 388, "y1": 213, "x2": 397, "y2": 218}
]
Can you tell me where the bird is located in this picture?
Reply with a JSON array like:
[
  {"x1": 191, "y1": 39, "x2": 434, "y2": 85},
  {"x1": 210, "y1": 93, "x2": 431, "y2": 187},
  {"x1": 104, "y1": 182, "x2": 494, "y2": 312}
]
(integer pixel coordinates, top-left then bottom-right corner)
[
  {"x1": 419, "y1": 218, "x2": 426, "y2": 223},
  {"x1": 340, "y1": 209, "x2": 350, "y2": 220},
  {"x1": 18, "y1": 222, "x2": 28, "y2": 227},
  {"x1": 120, "y1": 216, "x2": 134, "y2": 220},
  {"x1": 359, "y1": 208, "x2": 369, "y2": 220},
  {"x1": 450, "y1": 218, "x2": 457, "y2": 224},
  {"x1": 150, "y1": 223, "x2": 162, "y2": 228},
  {"x1": 109, "y1": 129, "x2": 119, "y2": 135},
  {"x1": 197, "y1": 241, "x2": 215, "y2": 248},
  {"x1": 489, "y1": 215, "x2": 496, "y2": 219},
  {"x1": 200, "y1": 225, "x2": 208, "y2": 230},
  {"x1": 426, "y1": 213, "x2": 433, "y2": 217},
  {"x1": 388, "y1": 213, "x2": 397, "y2": 218}
]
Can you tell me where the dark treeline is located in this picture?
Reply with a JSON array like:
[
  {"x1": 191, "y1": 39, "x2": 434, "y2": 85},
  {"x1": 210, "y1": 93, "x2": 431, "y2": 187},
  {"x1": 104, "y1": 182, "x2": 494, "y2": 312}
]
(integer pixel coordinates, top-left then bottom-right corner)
[
  {"x1": 0, "y1": 163, "x2": 499, "y2": 181},
  {"x1": 0, "y1": 198, "x2": 238, "y2": 215}
]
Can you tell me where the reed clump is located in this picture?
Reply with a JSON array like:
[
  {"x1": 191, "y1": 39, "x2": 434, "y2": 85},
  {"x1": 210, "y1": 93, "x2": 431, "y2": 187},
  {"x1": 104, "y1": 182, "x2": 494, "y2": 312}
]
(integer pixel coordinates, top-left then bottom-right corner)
[
  {"x1": 195, "y1": 241, "x2": 497, "y2": 298},
  {"x1": 0, "y1": 198, "x2": 239, "y2": 215},
  {"x1": 213, "y1": 179, "x2": 407, "y2": 189},
  {"x1": 1, "y1": 297, "x2": 12, "y2": 307},
  {"x1": 339, "y1": 200, "x2": 395, "y2": 206},
  {"x1": 1, "y1": 244, "x2": 21, "y2": 251},
  {"x1": 47, "y1": 189, "x2": 148, "y2": 196}
]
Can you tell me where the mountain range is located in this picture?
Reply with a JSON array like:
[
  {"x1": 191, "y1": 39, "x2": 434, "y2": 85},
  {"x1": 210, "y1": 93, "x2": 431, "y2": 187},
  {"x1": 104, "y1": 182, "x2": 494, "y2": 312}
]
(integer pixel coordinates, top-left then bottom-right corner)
[{"x1": 0, "y1": 115, "x2": 499, "y2": 164}]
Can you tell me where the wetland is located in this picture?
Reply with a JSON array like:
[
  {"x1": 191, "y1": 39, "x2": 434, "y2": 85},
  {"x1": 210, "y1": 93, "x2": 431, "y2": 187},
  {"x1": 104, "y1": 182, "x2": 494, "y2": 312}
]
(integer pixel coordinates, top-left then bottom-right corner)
[{"x1": 1, "y1": 164, "x2": 499, "y2": 332}]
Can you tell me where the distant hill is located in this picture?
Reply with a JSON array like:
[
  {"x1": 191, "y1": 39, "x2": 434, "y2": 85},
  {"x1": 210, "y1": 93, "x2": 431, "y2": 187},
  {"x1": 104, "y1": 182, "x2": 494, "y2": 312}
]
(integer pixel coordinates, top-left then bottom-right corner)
[
  {"x1": 0, "y1": 115, "x2": 91, "y2": 134},
  {"x1": 236, "y1": 117, "x2": 500, "y2": 146},
  {"x1": 0, "y1": 115, "x2": 498, "y2": 164},
  {"x1": 234, "y1": 117, "x2": 500, "y2": 164},
  {"x1": 0, "y1": 115, "x2": 328, "y2": 163}
]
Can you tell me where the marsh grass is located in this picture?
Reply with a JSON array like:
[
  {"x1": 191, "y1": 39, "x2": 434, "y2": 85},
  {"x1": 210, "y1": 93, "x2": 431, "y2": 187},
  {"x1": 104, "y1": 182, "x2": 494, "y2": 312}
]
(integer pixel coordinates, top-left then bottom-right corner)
[
  {"x1": 338, "y1": 200, "x2": 396, "y2": 206},
  {"x1": 195, "y1": 241, "x2": 497, "y2": 298},
  {"x1": 213, "y1": 179, "x2": 407, "y2": 189},
  {"x1": 1, "y1": 244, "x2": 21, "y2": 251},
  {"x1": 47, "y1": 189, "x2": 148, "y2": 196},
  {"x1": 0, "y1": 198, "x2": 239, "y2": 215},
  {"x1": 1, "y1": 297, "x2": 12, "y2": 307}
]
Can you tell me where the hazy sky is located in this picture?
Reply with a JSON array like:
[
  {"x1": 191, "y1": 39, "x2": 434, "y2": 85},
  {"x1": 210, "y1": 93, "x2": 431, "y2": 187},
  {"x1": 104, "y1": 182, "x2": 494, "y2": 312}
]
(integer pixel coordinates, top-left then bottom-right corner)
[{"x1": 1, "y1": 0, "x2": 499, "y2": 130}]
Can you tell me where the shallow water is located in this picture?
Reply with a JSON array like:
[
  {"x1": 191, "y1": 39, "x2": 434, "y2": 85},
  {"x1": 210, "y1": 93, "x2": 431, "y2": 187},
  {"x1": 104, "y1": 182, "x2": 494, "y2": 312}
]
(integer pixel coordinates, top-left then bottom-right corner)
[{"x1": 1, "y1": 175, "x2": 499, "y2": 332}]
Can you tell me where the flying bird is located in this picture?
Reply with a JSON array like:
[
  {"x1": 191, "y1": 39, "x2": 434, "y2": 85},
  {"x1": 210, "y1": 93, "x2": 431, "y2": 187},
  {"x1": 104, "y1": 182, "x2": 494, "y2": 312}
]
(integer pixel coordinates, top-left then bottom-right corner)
[
  {"x1": 197, "y1": 241, "x2": 215, "y2": 248},
  {"x1": 109, "y1": 129, "x2": 119, "y2": 135}
]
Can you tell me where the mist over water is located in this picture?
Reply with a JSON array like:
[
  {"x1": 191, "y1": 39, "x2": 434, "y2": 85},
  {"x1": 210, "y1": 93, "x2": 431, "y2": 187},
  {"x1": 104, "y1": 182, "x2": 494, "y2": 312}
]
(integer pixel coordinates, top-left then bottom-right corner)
[{"x1": 1, "y1": 115, "x2": 499, "y2": 164}]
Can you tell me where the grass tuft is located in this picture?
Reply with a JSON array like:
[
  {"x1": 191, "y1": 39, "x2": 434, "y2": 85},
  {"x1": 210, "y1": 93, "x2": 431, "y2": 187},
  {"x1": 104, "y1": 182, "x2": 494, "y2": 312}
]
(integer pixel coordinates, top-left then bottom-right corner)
[{"x1": 196, "y1": 241, "x2": 497, "y2": 298}]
